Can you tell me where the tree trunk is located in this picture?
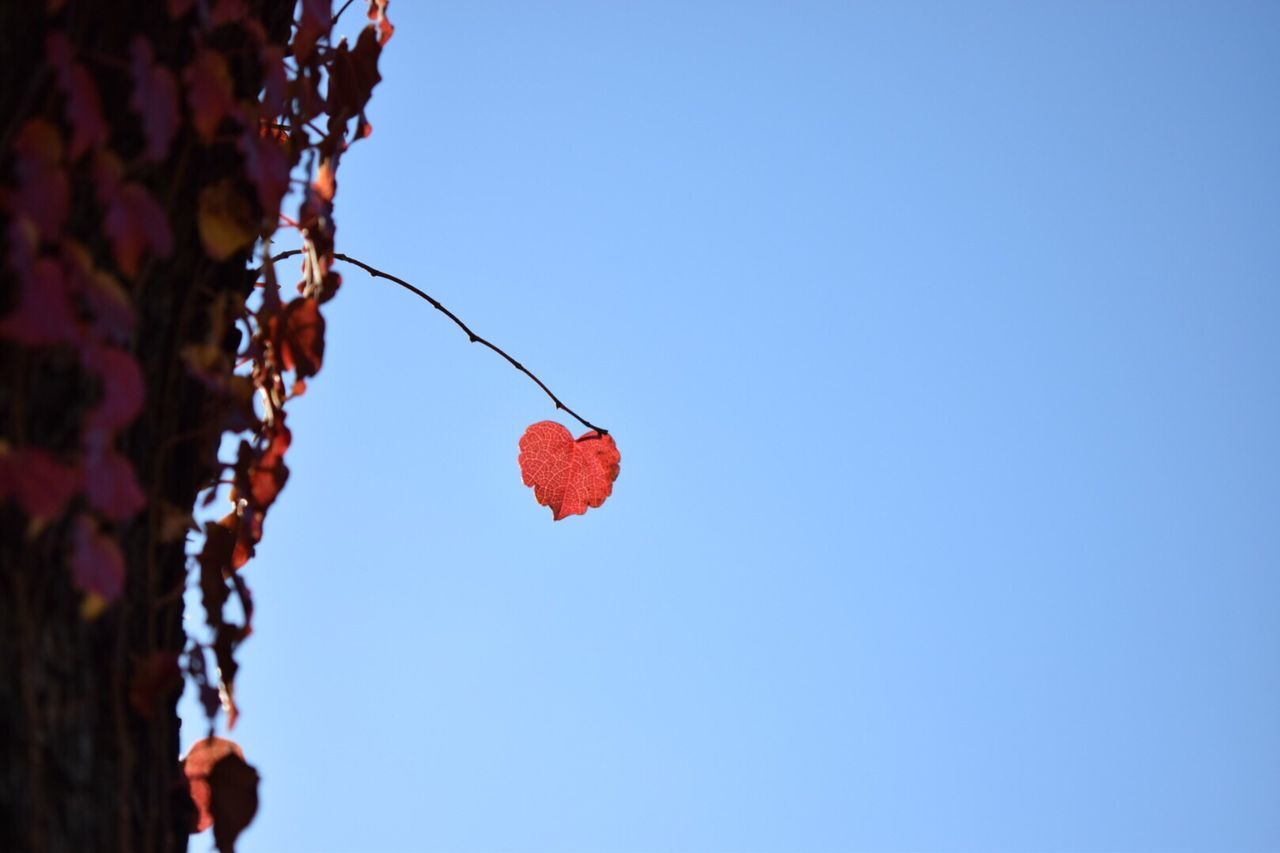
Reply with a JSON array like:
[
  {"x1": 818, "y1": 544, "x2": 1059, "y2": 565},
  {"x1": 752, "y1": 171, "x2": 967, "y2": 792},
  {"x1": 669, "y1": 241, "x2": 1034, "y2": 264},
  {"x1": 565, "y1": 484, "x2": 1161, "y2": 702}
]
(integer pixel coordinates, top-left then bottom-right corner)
[{"x1": 1, "y1": 2, "x2": 292, "y2": 850}]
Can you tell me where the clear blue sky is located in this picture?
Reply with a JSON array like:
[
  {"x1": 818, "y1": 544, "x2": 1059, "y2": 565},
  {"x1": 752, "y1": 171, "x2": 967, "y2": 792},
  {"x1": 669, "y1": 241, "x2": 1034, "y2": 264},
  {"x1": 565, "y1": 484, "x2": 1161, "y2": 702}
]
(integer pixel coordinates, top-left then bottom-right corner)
[{"x1": 183, "y1": 3, "x2": 1280, "y2": 850}]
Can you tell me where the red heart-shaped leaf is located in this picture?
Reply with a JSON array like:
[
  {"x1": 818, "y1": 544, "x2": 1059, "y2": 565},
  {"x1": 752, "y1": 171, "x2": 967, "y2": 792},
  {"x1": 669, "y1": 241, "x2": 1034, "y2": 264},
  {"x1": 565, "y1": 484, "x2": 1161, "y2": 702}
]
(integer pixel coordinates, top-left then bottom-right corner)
[{"x1": 518, "y1": 421, "x2": 620, "y2": 520}]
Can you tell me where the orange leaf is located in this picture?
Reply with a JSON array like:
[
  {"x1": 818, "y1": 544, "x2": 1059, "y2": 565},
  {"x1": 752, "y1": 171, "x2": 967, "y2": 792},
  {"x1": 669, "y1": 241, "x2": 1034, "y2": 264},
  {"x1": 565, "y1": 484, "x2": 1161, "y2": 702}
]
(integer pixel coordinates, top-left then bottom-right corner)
[
  {"x1": 61, "y1": 240, "x2": 135, "y2": 342},
  {"x1": 129, "y1": 652, "x2": 182, "y2": 719}
]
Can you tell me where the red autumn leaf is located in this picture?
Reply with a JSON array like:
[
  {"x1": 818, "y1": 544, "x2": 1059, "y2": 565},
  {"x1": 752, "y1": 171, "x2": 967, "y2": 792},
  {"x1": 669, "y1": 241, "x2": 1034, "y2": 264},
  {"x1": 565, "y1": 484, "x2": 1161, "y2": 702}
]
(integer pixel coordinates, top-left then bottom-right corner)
[
  {"x1": 249, "y1": 422, "x2": 291, "y2": 509},
  {"x1": 273, "y1": 298, "x2": 325, "y2": 378},
  {"x1": 129, "y1": 652, "x2": 182, "y2": 719},
  {"x1": 129, "y1": 37, "x2": 180, "y2": 162},
  {"x1": 84, "y1": 448, "x2": 146, "y2": 521},
  {"x1": 238, "y1": 124, "x2": 290, "y2": 216},
  {"x1": 0, "y1": 257, "x2": 80, "y2": 346},
  {"x1": 518, "y1": 421, "x2": 620, "y2": 520},
  {"x1": 71, "y1": 514, "x2": 125, "y2": 601},
  {"x1": 84, "y1": 345, "x2": 145, "y2": 434},
  {"x1": 94, "y1": 154, "x2": 175, "y2": 277},
  {"x1": 9, "y1": 119, "x2": 70, "y2": 237},
  {"x1": 183, "y1": 737, "x2": 245, "y2": 833},
  {"x1": 0, "y1": 445, "x2": 81, "y2": 520},
  {"x1": 312, "y1": 158, "x2": 336, "y2": 203},
  {"x1": 224, "y1": 507, "x2": 263, "y2": 570},
  {"x1": 47, "y1": 33, "x2": 109, "y2": 159},
  {"x1": 185, "y1": 49, "x2": 236, "y2": 141},
  {"x1": 198, "y1": 179, "x2": 258, "y2": 261}
]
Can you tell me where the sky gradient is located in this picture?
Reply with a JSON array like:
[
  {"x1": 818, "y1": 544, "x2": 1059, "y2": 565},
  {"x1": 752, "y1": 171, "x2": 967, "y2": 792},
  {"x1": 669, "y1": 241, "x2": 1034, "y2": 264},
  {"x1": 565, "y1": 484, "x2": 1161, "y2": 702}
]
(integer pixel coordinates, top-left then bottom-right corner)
[{"x1": 182, "y1": 3, "x2": 1280, "y2": 850}]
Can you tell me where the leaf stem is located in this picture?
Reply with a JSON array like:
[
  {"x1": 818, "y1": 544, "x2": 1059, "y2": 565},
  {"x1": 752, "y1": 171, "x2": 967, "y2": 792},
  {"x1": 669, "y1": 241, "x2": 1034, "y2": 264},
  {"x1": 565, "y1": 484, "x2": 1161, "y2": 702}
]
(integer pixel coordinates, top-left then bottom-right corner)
[{"x1": 266, "y1": 249, "x2": 608, "y2": 436}]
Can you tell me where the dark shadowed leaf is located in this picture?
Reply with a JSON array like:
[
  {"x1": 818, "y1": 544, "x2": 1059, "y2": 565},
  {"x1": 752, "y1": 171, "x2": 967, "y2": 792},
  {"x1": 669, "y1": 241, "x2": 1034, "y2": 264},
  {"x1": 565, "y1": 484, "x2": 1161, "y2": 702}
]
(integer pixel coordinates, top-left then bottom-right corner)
[
  {"x1": 129, "y1": 652, "x2": 183, "y2": 719},
  {"x1": 275, "y1": 298, "x2": 325, "y2": 378},
  {"x1": 182, "y1": 737, "x2": 245, "y2": 833},
  {"x1": 210, "y1": 754, "x2": 259, "y2": 852},
  {"x1": 10, "y1": 119, "x2": 70, "y2": 237},
  {"x1": 0, "y1": 257, "x2": 79, "y2": 346},
  {"x1": 0, "y1": 445, "x2": 81, "y2": 520},
  {"x1": 185, "y1": 49, "x2": 236, "y2": 141},
  {"x1": 239, "y1": 124, "x2": 290, "y2": 216},
  {"x1": 61, "y1": 240, "x2": 135, "y2": 342},
  {"x1": 47, "y1": 33, "x2": 109, "y2": 159},
  {"x1": 94, "y1": 154, "x2": 174, "y2": 277},
  {"x1": 84, "y1": 344, "x2": 145, "y2": 434},
  {"x1": 84, "y1": 448, "x2": 146, "y2": 521},
  {"x1": 71, "y1": 514, "x2": 125, "y2": 601}
]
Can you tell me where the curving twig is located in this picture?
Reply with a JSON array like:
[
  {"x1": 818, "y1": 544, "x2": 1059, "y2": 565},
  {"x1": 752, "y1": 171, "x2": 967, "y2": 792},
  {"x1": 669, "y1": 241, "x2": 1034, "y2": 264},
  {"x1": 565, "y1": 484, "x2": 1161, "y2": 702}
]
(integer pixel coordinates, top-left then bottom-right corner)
[
  {"x1": 331, "y1": 0, "x2": 359, "y2": 26},
  {"x1": 266, "y1": 249, "x2": 608, "y2": 436}
]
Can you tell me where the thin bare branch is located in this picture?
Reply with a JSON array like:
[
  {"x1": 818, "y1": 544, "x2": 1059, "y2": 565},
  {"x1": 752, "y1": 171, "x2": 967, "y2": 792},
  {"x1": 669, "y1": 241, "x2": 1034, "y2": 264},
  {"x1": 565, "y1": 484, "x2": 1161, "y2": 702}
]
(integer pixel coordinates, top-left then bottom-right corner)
[
  {"x1": 265, "y1": 249, "x2": 608, "y2": 436},
  {"x1": 331, "y1": 0, "x2": 358, "y2": 27}
]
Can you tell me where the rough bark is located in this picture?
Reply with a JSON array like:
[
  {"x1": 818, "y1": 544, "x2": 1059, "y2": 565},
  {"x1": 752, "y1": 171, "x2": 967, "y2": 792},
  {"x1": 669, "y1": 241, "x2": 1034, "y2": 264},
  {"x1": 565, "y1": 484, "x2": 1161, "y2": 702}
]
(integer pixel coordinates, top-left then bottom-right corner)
[{"x1": 0, "y1": 3, "x2": 292, "y2": 851}]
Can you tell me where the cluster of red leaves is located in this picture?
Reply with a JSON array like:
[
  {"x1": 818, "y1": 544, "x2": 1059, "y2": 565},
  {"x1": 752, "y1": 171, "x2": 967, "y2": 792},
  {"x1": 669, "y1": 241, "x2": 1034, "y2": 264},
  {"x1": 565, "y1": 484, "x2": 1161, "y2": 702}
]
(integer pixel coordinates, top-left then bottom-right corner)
[
  {"x1": 1, "y1": 1, "x2": 392, "y2": 847},
  {"x1": 183, "y1": 0, "x2": 392, "y2": 790}
]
